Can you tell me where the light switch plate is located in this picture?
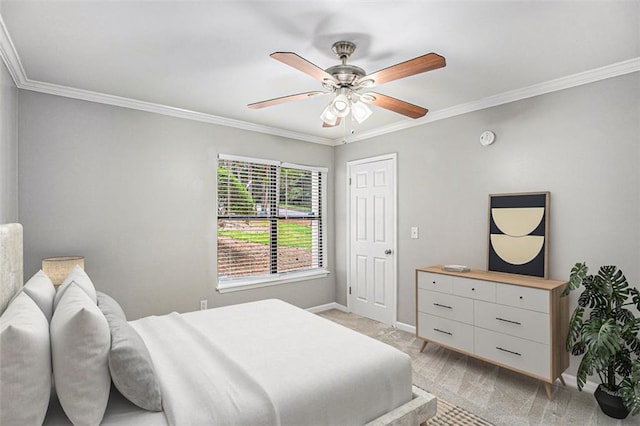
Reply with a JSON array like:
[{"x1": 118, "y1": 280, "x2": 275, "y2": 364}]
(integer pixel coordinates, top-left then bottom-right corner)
[{"x1": 411, "y1": 227, "x2": 419, "y2": 239}]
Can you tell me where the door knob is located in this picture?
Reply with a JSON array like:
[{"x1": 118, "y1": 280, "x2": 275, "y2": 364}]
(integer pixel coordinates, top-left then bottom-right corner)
[{"x1": 385, "y1": 249, "x2": 392, "y2": 255}]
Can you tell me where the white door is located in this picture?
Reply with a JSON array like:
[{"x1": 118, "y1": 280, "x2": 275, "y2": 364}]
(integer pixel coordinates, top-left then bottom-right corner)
[{"x1": 348, "y1": 155, "x2": 396, "y2": 325}]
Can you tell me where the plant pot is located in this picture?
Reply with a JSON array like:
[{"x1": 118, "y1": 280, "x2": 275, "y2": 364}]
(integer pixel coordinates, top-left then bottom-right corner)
[{"x1": 594, "y1": 384, "x2": 629, "y2": 419}]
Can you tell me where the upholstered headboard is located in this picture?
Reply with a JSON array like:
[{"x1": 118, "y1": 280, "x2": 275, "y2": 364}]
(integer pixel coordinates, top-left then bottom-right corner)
[{"x1": 0, "y1": 223, "x2": 23, "y2": 314}]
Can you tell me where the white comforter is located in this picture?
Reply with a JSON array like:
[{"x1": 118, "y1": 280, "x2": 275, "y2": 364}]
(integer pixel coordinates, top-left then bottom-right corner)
[{"x1": 131, "y1": 299, "x2": 412, "y2": 426}]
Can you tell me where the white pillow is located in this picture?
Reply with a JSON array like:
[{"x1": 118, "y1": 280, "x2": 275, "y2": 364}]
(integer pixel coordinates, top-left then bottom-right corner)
[
  {"x1": 53, "y1": 265, "x2": 97, "y2": 310},
  {"x1": 0, "y1": 292, "x2": 51, "y2": 426},
  {"x1": 23, "y1": 270, "x2": 56, "y2": 321},
  {"x1": 51, "y1": 283, "x2": 111, "y2": 425}
]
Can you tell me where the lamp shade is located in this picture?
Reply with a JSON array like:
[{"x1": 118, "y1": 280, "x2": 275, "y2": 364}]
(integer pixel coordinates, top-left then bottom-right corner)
[
  {"x1": 42, "y1": 256, "x2": 84, "y2": 286},
  {"x1": 351, "y1": 100, "x2": 372, "y2": 124},
  {"x1": 332, "y1": 93, "x2": 350, "y2": 117},
  {"x1": 320, "y1": 104, "x2": 338, "y2": 126}
]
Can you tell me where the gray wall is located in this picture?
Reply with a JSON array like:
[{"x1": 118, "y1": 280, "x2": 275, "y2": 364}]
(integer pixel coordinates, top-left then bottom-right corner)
[
  {"x1": 18, "y1": 91, "x2": 335, "y2": 319},
  {"x1": 334, "y1": 73, "x2": 639, "y2": 377},
  {"x1": 0, "y1": 60, "x2": 19, "y2": 223},
  {"x1": 335, "y1": 72, "x2": 640, "y2": 330},
  {"x1": 14, "y1": 69, "x2": 640, "y2": 378}
]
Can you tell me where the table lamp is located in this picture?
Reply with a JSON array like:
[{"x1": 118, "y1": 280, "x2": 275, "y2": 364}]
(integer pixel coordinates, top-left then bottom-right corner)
[{"x1": 42, "y1": 256, "x2": 84, "y2": 286}]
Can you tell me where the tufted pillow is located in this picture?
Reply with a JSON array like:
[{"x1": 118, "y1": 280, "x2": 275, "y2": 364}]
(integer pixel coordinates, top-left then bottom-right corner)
[
  {"x1": 98, "y1": 292, "x2": 162, "y2": 411},
  {"x1": 23, "y1": 270, "x2": 56, "y2": 321},
  {"x1": 51, "y1": 283, "x2": 111, "y2": 425},
  {"x1": 53, "y1": 265, "x2": 97, "y2": 310},
  {"x1": 0, "y1": 292, "x2": 51, "y2": 426}
]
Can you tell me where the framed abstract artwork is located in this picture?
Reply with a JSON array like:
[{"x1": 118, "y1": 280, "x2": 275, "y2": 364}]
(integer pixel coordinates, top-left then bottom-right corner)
[{"x1": 488, "y1": 192, "x2": 549, "y2": 278}]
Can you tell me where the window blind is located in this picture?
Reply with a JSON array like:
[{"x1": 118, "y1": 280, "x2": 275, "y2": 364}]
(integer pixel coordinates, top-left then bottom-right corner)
[{"x1": 217, "y1": 156, "x2": 325, "y2": 282}]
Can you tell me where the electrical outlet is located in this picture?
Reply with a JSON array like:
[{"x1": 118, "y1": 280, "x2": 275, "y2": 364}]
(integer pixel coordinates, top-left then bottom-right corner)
[
  {"x1": 200, "y1": 299, "x2": 208, "y2": 310},
  {"x1": 411, "y1": 227, "x2": 419, "y2": 239}
]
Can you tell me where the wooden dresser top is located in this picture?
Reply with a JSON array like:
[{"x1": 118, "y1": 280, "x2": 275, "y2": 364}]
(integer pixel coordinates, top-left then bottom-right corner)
[{"x1": 417, "y1": 265, "x2": 567, "y2": 291}]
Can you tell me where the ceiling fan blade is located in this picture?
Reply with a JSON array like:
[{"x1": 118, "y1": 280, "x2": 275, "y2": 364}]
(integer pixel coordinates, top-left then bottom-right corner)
[
  {"x1": 359, "y1": 53, "x2": 445, "y2": 87},
  {"x1": 270, "y1": 52, "x2": 337, "y2": 85},
  {"x1": 248, "y1": 91, "x2": 327, "y2": 109},
  {"x1": 366, "y1": 92, "x2": 428, "y2": 119},
  {"x1": 322, "y1": 117, "x2": 342, "y2": 128}
]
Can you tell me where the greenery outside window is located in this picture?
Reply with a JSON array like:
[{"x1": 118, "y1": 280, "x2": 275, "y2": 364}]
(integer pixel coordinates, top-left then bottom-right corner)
[{"x1": 217, "y1": 154, "x2": 328, "y2": 292}]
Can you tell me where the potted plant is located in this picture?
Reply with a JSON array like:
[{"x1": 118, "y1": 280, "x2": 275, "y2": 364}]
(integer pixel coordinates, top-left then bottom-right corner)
[{"x1": 563, "y1": 262, "x2": 640, "y2": 419}]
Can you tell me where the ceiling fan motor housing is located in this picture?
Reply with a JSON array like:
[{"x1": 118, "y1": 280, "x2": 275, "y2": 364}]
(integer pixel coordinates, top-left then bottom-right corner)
[
  {"x1": 326, "y1": 64, "x2": 365, "y2": 85},
  {"x1": 326, "y1": 41, "x2": 365, "y2": 86}
]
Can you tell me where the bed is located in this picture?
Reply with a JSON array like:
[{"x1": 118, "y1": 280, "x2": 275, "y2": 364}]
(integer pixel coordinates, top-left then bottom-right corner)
[{"x1": 0, "y1": 223, "x2": 436, "y2": 425}]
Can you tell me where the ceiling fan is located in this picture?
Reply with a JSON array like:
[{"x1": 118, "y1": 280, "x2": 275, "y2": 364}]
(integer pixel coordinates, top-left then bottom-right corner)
[{"x1": 248, "y1": 41, "x2": 446, "y2": 128}]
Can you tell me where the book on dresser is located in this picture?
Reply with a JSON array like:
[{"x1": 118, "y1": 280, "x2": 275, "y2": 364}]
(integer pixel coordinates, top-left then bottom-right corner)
[{"x1": 415, "y1": 265, "x2": 569, "y2": 400}]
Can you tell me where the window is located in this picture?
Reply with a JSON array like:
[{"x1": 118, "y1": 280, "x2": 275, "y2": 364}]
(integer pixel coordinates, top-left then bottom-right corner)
[{"x1": 217, "y1": 154, "x2": 328, "y2": 292}]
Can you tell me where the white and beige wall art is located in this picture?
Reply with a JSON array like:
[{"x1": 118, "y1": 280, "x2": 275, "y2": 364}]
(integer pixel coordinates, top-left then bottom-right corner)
[{"x1": 488, "y1": 192, "x2": 549, "y2": 278}]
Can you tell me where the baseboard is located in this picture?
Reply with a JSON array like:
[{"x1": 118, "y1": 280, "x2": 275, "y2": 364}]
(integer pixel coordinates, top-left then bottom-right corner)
[
  {"x1": 307, "y1": 302, "x2": 348, "y2": 314},
  {"x1": 395, "y1": 321, "x2": 416, "y2": 334},
  {"x1": 561, "y1": 373, "x2": 598, "y2": 394}
]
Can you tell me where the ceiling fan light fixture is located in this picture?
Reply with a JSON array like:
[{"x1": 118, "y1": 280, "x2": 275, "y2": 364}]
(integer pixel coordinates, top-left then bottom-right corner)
[
  {"x1": 351, "y1": 100, "x2": 372, "y2": 124},
  {"x1": 250, "y1": 42, "x2": 446, "y2": 129},
  {"x1": 357, "y1": 78, "x2": 375, "y2": 88},
  {"x1": 320, "y1": 104, "x2": 338, "y2": 126},
  {"x1": 322, "y1": 78, "x2": 338, "y2": 90},
  {"x1": 360, "y1": 93, "x2": 377, "y2": 104},
  {"x1": 332, "y1": 93, "x2": 351, "y2": 117}
]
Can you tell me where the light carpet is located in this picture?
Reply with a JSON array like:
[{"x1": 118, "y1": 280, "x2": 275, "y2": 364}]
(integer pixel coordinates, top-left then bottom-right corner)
[{"x1": 318, "y1": 309, "x2": 631, "y2": 425}]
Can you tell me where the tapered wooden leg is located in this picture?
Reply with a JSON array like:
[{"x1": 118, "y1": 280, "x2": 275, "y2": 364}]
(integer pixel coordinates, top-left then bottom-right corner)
[
  {"x1": 559, "y1": 375, "x2": 566, "y2": 386},
  {"x1": 420, "y1": 340, "x2": 428, "y2": 352},
  {"x1": 544, "y1": 382, "x2": 553, "y2": 400}
]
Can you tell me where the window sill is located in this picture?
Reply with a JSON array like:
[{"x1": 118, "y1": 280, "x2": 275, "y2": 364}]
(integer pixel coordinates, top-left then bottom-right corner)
[{"x1": 216, "y1": 269, "x2": 331, "y2": 294}]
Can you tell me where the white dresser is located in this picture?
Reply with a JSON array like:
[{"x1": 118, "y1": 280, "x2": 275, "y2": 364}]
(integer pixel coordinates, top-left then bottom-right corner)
[{"x1": 416, "y1": 265, "x2": 569, "y2": 399}]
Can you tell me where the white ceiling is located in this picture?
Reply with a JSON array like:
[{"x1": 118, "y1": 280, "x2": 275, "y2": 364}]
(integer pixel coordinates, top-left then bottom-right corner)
[{"x1": 1, "y1": 1, "x2": 639, "y2": 145}]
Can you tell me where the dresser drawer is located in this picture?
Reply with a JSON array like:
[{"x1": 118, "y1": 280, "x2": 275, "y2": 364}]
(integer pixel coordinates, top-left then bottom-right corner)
[
  {"x1": 474, "y1": 327, "x2": 550, "y2": 380},
  {"x1": 452, "y1": 277, "x2": 496, "y2": 302},
  {"x1": 417, "y1": 272, "x2": 453, "y2": 294},
  {"x1": 418, "y1": 313, "x2": 474, "y2": 354},
  {"x1": 418, "y1": 289, "x2": 474, "y2": 325},
  {"x1": 497, "y1": 284, "x2": 549, "y2": 313},
  {"x1": 474, "y1": 300, "x2": 550, "y2": 344}
]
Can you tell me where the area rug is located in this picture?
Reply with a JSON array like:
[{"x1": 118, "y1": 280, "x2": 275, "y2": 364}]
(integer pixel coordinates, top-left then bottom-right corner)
[{"x1": 428, "y1": 397, "x2": 493, "y2": 426}]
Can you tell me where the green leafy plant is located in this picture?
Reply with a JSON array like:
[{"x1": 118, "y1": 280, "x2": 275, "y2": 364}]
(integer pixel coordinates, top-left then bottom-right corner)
[
  {"x1": 217, "y1": 166, "x2": 255, "y2": 215},
  {"x1": 563, "y1": 262, "x2": 640, "y2": 416},
  {"x1": 620, "y1": 361, "x2": 640, "y2": 416}
]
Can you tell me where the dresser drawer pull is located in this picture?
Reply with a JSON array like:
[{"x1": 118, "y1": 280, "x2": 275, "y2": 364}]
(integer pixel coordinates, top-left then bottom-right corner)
[
  {"x1": 433, "y1": 303, "x2": 453, "y2": 309},
  {"x1": 433, "y1": 328, "x2": 453, "y2": 336},
  {"x1": 496, "y1": 317, "x2": 521, "y2": 325},
  {"x1": 496, "y1": 346, "x2": 522, "y2": 356}
]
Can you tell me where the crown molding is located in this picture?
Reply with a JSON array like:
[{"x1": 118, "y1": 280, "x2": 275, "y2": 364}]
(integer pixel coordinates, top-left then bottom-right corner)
[
  {"x1": 1, "y1": 11, "x2": 637, "y2": 146},
  {"x1": 339, "y1": 57, "x2": 640, "y2": 145},
  {"x1": 0, "y1": 14, "x2": 27, "y2": 86},
  {"x1": 17, "y1": 78, "x2": 335, "y2": 146},
  {"x1": 0, "y1": 15, "x2": 333, "y2": 146}
]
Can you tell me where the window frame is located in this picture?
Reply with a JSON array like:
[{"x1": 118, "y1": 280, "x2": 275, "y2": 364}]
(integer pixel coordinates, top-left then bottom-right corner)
[{"x1": 216, "y1": 154, "x2": 329, "y2": 293}]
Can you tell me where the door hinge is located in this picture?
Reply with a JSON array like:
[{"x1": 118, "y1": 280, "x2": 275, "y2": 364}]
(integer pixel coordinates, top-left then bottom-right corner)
[
  {"x1": 349, "y1": 177, "x2": 352, "y2": 186},
  {"x1": 349, "y1": 286, "x2": 352, "y2": 295}
]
